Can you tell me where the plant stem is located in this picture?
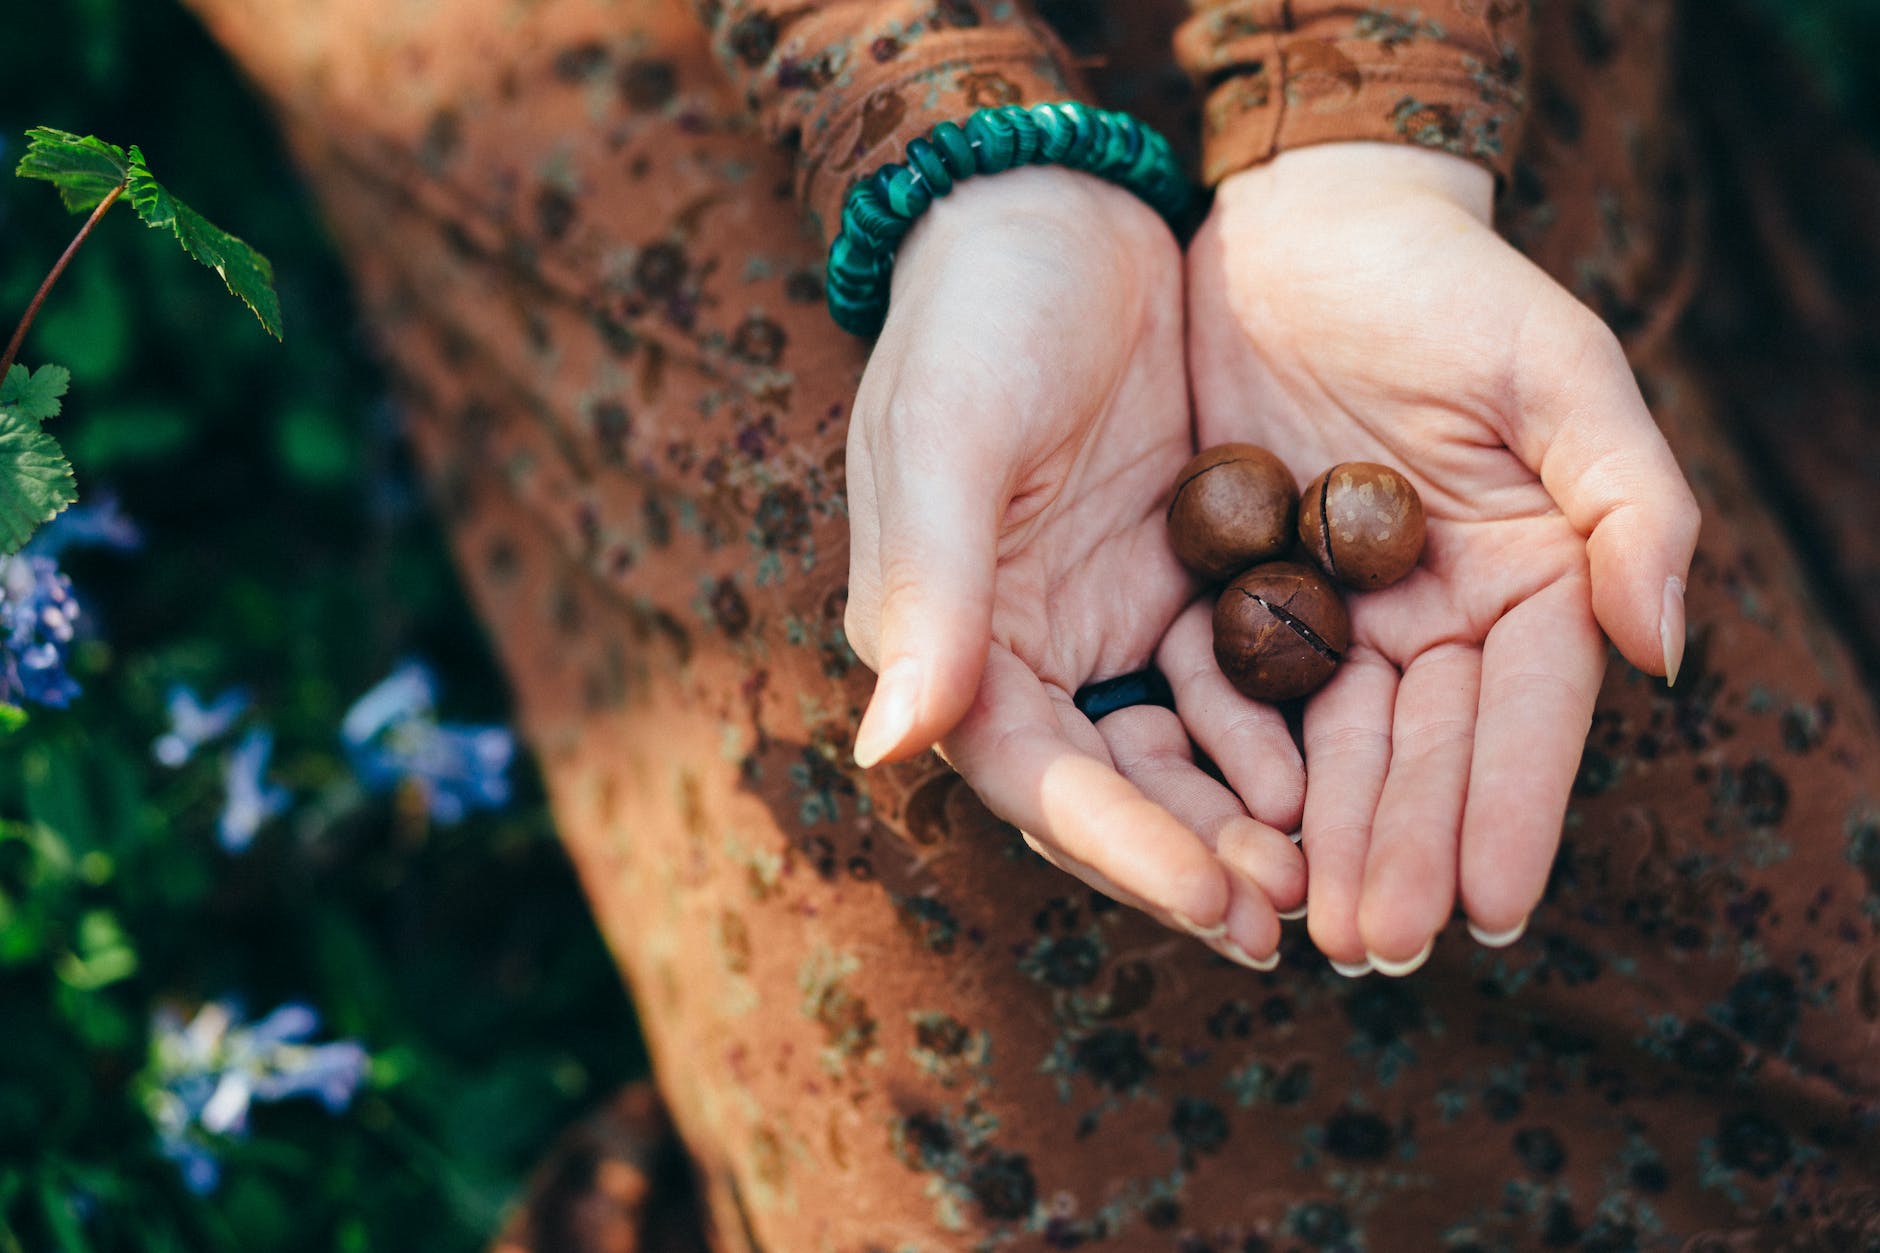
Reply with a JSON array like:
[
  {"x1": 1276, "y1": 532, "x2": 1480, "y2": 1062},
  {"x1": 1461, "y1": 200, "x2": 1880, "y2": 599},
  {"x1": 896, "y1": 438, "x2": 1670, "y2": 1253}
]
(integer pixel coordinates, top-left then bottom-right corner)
[{"x1": 0, "y1": 181, "x2": 126, "y2": 380}]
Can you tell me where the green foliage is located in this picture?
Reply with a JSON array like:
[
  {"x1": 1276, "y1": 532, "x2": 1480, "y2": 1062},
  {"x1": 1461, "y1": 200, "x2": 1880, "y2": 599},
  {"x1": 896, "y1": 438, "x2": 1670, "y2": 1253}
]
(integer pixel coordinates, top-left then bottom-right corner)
[
  {"x1": 2, "y1": 363, "x2": 72, "y2": 423},
  {"x1": 123, "y1": 147, "x2": 282, "y2": 341},
  {"x1": 17, "y1": 128, "x2": 283, "y2": 340},
  {"x1": 14, "y1": 128, "x2": 131, "y2": 214},
  {"x1": 0, "y1": 365, "x2": 78, "y2": 554},
  {"x1": 1, "y1": 3, "x2": 642, "y2": 1250}
]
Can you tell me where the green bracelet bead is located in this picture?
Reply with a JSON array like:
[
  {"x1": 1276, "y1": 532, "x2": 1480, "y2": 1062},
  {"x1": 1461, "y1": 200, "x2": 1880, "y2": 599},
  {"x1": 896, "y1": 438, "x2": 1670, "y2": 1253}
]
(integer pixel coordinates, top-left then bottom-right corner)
[
  {"x1": 1118, "y1": 123, "x2": 1155, "y2": 183},
  {"x1": 1080, "y1": 111, "x2": 1117, "y2": 172},
  {"x1": 1104, "y1": 122, "x2": 1143, "y2": 182},
  {"x1": 841, "y1": 186, "x2": 909, "y2": 248},
  {"x1": 874, "y1": 163, "x2": 932, "y2": 219},
  {"x1": 826, "y1": 100, "x2": 1194, "y2": 338},
  {"x1": 1032, "y1": 102, "x2": 1076, "y2": 164},
  {"x1": 964, "y1": 111, "x2": 1016, "y2": 174},
  {"x1": 825, "y1": 272, "x2": 879, "y2": 306},
  {"x1": 931, "y1": 121, "x2": 976, "y2": 180},
  {"x1": 1000, "y1": 105, "x2": 1042, "y2": 165},
  {"x1": 904, "y1": 137, "x2": 953, "y2": 196},
  {"x1": 827, "y1": 234, "x2": 882, "y2": 286},
  {"x1": 1095, "y1": 114, "x2": 1136, "y2": 175}
]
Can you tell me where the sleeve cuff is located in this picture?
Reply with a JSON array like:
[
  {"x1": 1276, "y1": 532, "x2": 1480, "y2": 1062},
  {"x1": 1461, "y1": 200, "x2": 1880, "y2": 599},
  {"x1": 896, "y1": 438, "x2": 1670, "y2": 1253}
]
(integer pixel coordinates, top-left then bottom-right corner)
[
  {"x1": 797, "y1": 27, "x2": 1091, "y2": 244},
  {"x1": 1174, "y1": 2, "x2": 1528, "y2": 188}
]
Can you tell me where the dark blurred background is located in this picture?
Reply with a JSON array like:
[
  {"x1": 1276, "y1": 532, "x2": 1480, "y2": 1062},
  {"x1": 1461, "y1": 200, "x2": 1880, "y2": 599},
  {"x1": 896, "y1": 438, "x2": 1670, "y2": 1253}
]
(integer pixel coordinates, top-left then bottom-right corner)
[{"x1": 0, "y1": 0, "x2": 1875, "y2": 1250}]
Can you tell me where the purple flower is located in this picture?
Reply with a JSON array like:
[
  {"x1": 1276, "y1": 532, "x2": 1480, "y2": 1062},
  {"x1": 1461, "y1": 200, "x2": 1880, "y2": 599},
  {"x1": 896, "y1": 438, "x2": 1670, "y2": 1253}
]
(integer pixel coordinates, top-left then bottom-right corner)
[
  {"x1": 153, "y1": 684, "x2": 251, "y2": 767},
  {"x1": 147, "y1": 1001, "x2": 370, "y2": 1195},
  {"x1": 217, "y1": 727, "x2": 290, "y2": 852},
  {"x1": 0, "y1": 553, "x2": 83, "y2": 708},
  {"x1": 23, "y1": 492, "x2": 143, "y2": 559},
  {"x1": 341, "y1": 659, "x2": 515, "y2": 823}
]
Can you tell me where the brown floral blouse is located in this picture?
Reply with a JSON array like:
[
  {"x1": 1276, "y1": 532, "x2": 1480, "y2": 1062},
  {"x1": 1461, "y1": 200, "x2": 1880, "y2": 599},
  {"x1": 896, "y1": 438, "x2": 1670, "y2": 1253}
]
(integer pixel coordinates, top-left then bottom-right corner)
[{"x1": 178, "y1": 0, "x2": 1880, "y2": 1248}]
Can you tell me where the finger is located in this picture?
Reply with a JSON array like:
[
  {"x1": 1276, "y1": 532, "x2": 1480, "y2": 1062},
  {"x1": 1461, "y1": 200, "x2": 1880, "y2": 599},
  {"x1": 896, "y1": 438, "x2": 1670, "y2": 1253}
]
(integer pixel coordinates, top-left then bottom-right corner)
[
  {"x1": 1098, "y1": 705, "x2": 1304, "y2": 952},
  {"x1": 1459, "y1": 579, "x2": 1605, "y2": 944},
  {"x1": 942, "y1": 646, "x2": 1234, "y2": 930},
  {"x1": 1156, "y1": 599, "x2": 1307, "y2": 832},
  {"x1": 849, "y1": 412, "x2": 1007, "y2": 769},
  {"x1": 1300, "y1": 647, "x2": 1398, "y2": 974},
  {"x1": 1510, "y1": 292, "x2": 1701, "y2": 684},
  {"x1": 1019, "y1": 825, "x2": 1283, "y2": 973},
  {"x1": 1358, "y1": 642, "x2": 1482, "y2": 975}
]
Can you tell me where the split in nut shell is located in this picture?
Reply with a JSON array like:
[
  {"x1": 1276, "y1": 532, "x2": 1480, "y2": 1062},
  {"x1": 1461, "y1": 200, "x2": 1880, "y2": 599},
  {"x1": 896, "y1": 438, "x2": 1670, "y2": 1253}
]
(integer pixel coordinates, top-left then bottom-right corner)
[
  {"x1": 1167, "y1": 446, "x2": 1427, "y2": 703},
  {"x1": 1299, "y1": 462, "x2": 1427, "y2": 590}
]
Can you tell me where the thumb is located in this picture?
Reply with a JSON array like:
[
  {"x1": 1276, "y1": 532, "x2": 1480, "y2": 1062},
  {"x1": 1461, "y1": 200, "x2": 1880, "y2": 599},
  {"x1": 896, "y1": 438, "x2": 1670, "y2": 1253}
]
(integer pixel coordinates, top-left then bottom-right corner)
[
  {"x1": 849, "y1": 415, "x2": 1007, "y2": 768},
  {"x1": 1516, "y1": 299, "x2": 1701, "y2": 683}
]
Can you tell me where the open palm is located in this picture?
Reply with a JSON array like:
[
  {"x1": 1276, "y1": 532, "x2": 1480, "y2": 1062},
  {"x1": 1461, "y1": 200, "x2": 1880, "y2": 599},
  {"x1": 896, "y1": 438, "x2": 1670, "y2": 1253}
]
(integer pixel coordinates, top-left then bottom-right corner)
[
  {"x1": 846, "y1": 169, "x2": 1306, "y2": 966},
  {"x1": 1184, "y1": 146, "x2": 1699, "y2": 975}
]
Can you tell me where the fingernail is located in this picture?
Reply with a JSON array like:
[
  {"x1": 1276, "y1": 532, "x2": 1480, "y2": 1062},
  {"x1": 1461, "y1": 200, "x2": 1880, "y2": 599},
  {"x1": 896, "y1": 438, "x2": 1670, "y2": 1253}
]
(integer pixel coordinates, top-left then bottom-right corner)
[
  {"x1": 1220, "y1": 939, "x2": 1280, "y2": 972},
  {"x1": 1661, "y1": 576, "x2": 1686, "y2": 688},
  {"x1": 1467, "y1": 914, "x2": 1529, "y2": 948},
  {"x1": 1277, "y1": 904, "x2": 1308, "y2": 921},
  {"x1": 1367, "y1": 936, "x2": 1435, "y2": 978},
  {"x1": 1174, "y1": 912, "x2": 1228, "y2": 942},
  {"x1": 1328, "y1": 956, "x2": 1372, "y2": 978},
  {"x1": 854, "y1": 660, "x2": 920, "y2": 769},
  {"x1": 1288, "y1": 830, "x2": 1304, "y2": 844}
]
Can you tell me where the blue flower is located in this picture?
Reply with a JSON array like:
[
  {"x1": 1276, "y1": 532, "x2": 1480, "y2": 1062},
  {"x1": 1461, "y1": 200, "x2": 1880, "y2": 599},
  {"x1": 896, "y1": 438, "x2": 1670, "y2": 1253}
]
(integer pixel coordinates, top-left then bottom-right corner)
[
  {"x1": 0, "y1": 553, "x2": 84, "y2": 708},
  {"x1": 217, "y1": 727, "x2": 290, "y2": 852},
  {"x1": 341, "y1": 659, "x2": 515, "y2": 823},
  {"x1": 147, "y1": 1000, "x2": 370, "y2": 1195},
  {"x1": 153, "y1": 684, "x2": 252, "y2": 767},
  {"x1": 23, "y1": 492, "x2": 144, "y2": 559}
]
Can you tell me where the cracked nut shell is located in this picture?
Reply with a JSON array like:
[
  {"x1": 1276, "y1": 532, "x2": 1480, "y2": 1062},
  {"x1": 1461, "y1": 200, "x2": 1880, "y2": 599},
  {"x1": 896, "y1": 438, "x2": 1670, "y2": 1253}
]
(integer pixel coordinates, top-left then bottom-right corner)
[
  {"x1": 1298, "y1": 462, "x2": 1426, "y2": 590},
  {"x1": 1167, "y1": 443, "x2": 1299, "y2": 582},
  {"x1": 1213, "y1": 561, "x2": 1351, "y2": 702}
]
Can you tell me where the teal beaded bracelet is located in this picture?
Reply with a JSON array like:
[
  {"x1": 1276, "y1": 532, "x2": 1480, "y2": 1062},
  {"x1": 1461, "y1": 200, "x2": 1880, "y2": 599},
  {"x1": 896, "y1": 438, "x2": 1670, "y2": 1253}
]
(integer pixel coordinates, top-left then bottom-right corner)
[{"x1": 824, "y1": 101, "x2": 1195, "y2": 337}]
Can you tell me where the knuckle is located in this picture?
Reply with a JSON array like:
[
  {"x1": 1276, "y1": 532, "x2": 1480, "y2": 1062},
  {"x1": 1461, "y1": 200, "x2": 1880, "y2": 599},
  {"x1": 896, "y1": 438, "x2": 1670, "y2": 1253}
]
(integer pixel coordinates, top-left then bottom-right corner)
[
  {"x1": 1305, "y1": 723, "x2": 1391, "y2": 762},
  {"x1": 876, "y1": 551, "x2": 932, "y2": 619},
  {"x1": 1397, "y1": 714, "x2": 1474, "y2": 759},
  {"x1": 1481, "y1": 669, "x2": 1588, "y2": 718},
  {"x1": 1666, "y1": 490, "x2": 1703, "y2": 547},
  {"x1": 842, "y1": 597, "x2": 880, "y2": 672}
]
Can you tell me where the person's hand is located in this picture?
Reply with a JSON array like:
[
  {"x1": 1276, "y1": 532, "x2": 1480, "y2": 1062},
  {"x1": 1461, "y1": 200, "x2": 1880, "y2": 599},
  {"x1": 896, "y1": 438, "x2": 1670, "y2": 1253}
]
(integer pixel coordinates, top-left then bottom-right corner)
[
  {"x1": 1185, "y1": 143, "x2": 1701, "y2": 975},
  {"x1": 844, "y1": 167, "x2": 1307, "y2": 966}
]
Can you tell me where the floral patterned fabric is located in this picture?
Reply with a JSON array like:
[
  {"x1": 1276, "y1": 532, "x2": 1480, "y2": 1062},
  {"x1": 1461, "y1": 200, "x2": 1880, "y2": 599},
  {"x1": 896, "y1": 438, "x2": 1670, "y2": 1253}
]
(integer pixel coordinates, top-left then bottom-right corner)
[
  {"x1": 182, "y1": 0, "x2": 1880, "y2": 1249},
  {"x1": 1173, "y1": 1, "x2": 1531, "y2": 186}
]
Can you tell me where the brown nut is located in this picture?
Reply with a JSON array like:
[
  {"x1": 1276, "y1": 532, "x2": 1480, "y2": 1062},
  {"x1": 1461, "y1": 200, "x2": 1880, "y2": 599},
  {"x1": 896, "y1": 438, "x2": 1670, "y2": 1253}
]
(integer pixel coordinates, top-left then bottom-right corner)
[
  {"x1": 1298, "y1": 462, "x2": 1426, "y2": 589},
  {"x1": 1167, "y1": 443, "x2": 1299, "y2": 583},
  {"x1": 1212, "y1": 561, "x2": 1351, "y2": 702}
]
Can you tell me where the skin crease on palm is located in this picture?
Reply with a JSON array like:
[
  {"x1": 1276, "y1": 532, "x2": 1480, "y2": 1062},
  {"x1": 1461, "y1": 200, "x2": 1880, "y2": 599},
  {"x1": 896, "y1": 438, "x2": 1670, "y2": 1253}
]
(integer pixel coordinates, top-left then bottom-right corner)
[{"x1": 844, "y1": 147, "x2": 1700, "y2": 978}]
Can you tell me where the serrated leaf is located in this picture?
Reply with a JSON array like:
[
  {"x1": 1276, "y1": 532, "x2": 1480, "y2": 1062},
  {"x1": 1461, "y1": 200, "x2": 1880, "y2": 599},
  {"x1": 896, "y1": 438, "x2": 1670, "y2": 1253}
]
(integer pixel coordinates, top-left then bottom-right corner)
[
  {"x1": 0, "y1": 364, "x2": 72, "y2": 424},
  {"x1": 0, "y1": 405, "x2": 78, "y2": 556},
  {"x1": 126, "y1": 145, "x2": 283, "y2": 340},
  {"x1": 14, "y1": 127, "x2": 132, "y2": 213}
]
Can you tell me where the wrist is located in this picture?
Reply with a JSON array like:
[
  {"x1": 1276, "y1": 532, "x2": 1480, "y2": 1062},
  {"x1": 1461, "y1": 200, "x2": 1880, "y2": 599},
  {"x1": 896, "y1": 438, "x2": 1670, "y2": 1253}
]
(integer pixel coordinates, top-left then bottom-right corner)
[
  {"x1": 825, "y1": 103, "x2": 1192, "y2": 337},
  {"x1": 898, "y1": 166, "x2": 1170, "y2": 273},
  {"x1": 1217, "y1": 143, "x2": 1495, "y2": 228}
]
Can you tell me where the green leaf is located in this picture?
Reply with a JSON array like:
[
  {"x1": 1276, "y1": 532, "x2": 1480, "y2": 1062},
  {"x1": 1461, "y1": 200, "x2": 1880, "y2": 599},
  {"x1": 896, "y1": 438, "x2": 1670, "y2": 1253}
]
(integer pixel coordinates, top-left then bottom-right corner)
[
  {"x1": 0, "y1": 400, "x2": 77, "y2": 557},
  {"x1": 13, "y1": 127, "x2": 131, "y2": 213},
  {"x1": 125, "y1": 145, "x2": 283, "y2": 340},
  {"x1": 0, "y1": 364, "x2": 71, "y2": 424}
]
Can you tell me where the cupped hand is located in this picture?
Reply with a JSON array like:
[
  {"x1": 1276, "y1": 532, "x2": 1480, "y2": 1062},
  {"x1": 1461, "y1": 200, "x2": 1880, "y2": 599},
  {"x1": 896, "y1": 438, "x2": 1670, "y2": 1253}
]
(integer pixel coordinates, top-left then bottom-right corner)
[
  {"x1": 1185, "y1": 143, "x2": 1700, "y2": 974},
  {"x1": 844, "y1": 167, "x2": 1306, "y2": 965}
]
